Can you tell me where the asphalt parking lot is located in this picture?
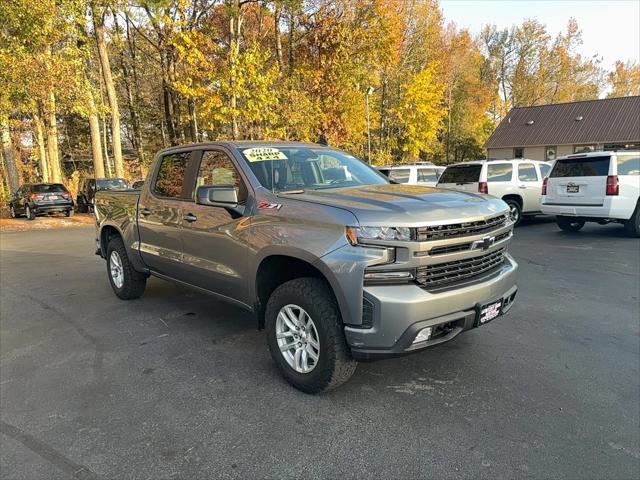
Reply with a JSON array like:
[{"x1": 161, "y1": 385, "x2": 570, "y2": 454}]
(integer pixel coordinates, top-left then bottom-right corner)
[{"x1": 1, "y1": 218, "x2": 639, "y2": 479}]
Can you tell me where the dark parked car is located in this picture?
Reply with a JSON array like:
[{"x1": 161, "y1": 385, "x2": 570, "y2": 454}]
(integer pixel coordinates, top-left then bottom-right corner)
[
  {"x1": 9, "y1": 183, "x2": 74, "y2": 220},
  {"x1": 131, "y1": 180, "x2": 145, "y2": 189},
  {"x1": 76, "y1": 178, "x2": 128, "y2": 212}
]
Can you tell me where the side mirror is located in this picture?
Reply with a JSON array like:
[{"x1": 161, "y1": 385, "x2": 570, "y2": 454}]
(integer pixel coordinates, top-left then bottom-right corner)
[{"x1": 196, "y1": 185, "x2": 239, "y2": 208}]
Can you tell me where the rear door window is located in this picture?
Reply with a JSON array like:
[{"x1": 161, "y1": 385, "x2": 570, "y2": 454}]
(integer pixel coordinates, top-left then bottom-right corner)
[
  {"x1": 550, "y1": 156, "x2": 611, "y2": 177},
  {"x1": 417, "y1": 168, "x2": 438, "y2": 182},
  {"x1": 154, "y1": 152, "x2": 191, "y2": 198},
  {"x1": 439, "y1": 165, "x2": 482, "y2": 183},
  {"x1": 518, "y1": 163, "x2": 538, "y2": 182},
  {"x1": 388, "y1": 169, "x2": 411, "y2": 183},
  {"x1": 487, "y1": 164, "x2": 513, "y2": 182},
  {"x1": 616, "y1": 155, "x2": 640, "y2": 175},
  {"x1": 377, "y1": 168, "x2": 391, "y2": 177},
  {"x1": 539, "y1": 163, "x2": 551, "y2": 178}
]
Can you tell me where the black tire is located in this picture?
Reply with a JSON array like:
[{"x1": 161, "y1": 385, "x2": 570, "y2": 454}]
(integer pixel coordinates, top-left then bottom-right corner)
[
  {"x1": 25, "y1": 205, "x2": 36, "y2": 221},
  {"x1": 76, "y1": 196, "x2": 88, "y2": 213},
  {"x1": 106, "y1": 236, "x2": 147, "y2": 300},
  {"x1": 624, "y1": 202, "x2": 640, "y2": 238},
  {"x1": 65, "y1": 209, "x2": 74, "y2": 218},
  {"x1": 504, "y1": 198, "x2": 522, "y2": 226},
  {"x1": 265, "y1": 277, "x2": 357, "y2": 393},
  {"x1": 556, "y1": 215, "x2": 585, "y2": 232}
]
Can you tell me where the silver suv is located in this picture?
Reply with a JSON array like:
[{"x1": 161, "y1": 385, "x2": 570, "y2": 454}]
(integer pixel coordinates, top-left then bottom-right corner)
[{"x1": 438, "y1": 159, "x2": 552, "y2": 225}]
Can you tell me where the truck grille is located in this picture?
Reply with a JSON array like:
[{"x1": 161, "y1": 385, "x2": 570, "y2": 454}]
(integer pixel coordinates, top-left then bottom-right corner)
[
  {"x1": 416, "y1": 247, "x2": 506, "y2": 290},
  {"x1": 428, "y1": 230, "x2": 512, "y2": 256},
  {"x1": 415, "y1": 214, "x2": 508, "y2": 241}
]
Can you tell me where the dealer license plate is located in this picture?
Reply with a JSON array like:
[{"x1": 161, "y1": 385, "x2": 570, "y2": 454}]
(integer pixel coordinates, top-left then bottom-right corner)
[
  {"x1": 478, "y1": 299, "x2": 502, "y2": 326},
  {"x1": 566, "y1": 185, "x2": 579, "y2": 193},
  {"x1": 48, "y1": 195, "x2": 58, "y2": 200}
]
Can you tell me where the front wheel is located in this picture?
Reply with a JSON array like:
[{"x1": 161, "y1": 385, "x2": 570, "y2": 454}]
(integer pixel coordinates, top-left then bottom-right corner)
[
  {"x1": 556, "y1": 215, "x2": 585, "y2": 232},
  {"x1": 25, "y1": 205, "x2": 35, "y2": 221},
  {"x1": 505, "y1": 199, "x2": 522, "y2": 226},
  {"x1": 106, "y1": 236, "x2": 147, "y2": 299},
  {"x1": 265, "y1": 277, "x2": 357, "y2": 393}
]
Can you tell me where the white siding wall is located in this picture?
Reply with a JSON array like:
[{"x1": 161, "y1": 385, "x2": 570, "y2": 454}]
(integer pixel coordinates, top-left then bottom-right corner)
[
  {"x1": 523, "y1": 146, "x2": 545, "y2": 161},
  {"x1": 487, "y1": 148, "x2": 514, "y2": 159},
  {"x1": 557, "y1": 145, "x2": 573, "y2": 157}
]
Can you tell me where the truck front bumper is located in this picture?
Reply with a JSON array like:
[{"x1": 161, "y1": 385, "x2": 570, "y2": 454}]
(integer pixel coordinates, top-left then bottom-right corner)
[{"x1": 345, "y1": 254, "x2": 518, "y2": 361}]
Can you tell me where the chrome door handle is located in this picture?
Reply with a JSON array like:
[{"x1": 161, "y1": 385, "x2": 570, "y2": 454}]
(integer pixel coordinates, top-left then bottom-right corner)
[
  {"x1": 518, "y1": 185, "x2": 527, "y2": 189},
  {"x1": 183, "y1": 213, "x2": 197, "y2": 223},
  {"x1": 140, "y1": 208, "x2": 152, "y2": 216}
]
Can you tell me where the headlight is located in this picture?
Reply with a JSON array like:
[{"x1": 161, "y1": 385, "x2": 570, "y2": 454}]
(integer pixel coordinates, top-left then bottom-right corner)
[{"x1": 346, "y1": 226, "x2": 411, "y2": 244}]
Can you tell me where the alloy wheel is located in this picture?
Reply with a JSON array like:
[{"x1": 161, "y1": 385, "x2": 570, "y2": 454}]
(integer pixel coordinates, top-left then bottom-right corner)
[
  {"x1": 109, "y1": 251, "x2": 124, "y2": 289},
  {"x1": 275, "y1": 304, "x2": 320, "y2": 373}
]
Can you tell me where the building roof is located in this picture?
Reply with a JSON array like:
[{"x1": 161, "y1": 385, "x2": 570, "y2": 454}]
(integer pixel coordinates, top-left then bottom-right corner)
[{"x1": 485, "y1": 96, "x2": 640, "y2": 149}]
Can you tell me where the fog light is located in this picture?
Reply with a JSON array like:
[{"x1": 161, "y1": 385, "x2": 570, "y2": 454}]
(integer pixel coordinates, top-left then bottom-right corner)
[{"x1": 413, "y1": 327, "x2": 433, "y2": 344}]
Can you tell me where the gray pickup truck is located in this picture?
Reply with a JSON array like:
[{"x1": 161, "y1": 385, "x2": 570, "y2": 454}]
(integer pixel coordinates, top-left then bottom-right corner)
[{"x1": 95, "y1": 142, "x2": 518, "y2": 393}]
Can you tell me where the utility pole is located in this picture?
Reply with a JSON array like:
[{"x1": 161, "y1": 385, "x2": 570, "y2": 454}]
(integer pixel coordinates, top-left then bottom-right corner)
[{"x1": 366, "y1": 86, "x2": 374, "y2": 163}]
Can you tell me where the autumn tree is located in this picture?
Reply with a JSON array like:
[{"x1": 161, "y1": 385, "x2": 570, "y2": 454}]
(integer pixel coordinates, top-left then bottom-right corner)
[{"x1": 607, "y1": 61, "x2": 640, "y2": 97}]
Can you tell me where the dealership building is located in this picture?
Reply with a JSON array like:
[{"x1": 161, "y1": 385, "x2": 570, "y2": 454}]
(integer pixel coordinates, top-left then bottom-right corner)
[{"x1": 485, "y1": 96, "x2": 640, "y2": 161}]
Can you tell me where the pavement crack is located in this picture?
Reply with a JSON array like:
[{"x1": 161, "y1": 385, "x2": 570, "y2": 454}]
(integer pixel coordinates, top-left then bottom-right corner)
[{"x1": 0, "y1": 420, "x2": 102, "y2": 479}]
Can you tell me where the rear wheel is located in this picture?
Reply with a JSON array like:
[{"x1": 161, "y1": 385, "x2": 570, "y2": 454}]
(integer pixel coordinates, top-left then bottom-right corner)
[
  {"x1": 265, "y1": 277, "x2": 357, "y2": 393},
  {"x1": 624, "y1": 203, "x2": 640, "y2": 238},
  {"x1": 106, "y1": 236, "x2": 147, "y2": 299},
  {"x1": 25, "y1": 205, "x2": 35, "y2": 221},
  {"x1": 65, "y1": 209, "x2": 74, "y2": 218},
  {"x1": 556, "y1": 215, "x2": 585, "y2": 232},
  {"x1": 504, "y1": 199, "x2": 522, "y2": 226}
]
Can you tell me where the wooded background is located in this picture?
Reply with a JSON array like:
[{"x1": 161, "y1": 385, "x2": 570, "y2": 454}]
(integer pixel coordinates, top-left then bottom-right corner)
[{"x1": 1, "y1": 0, "x2": 639, "y2": 201}]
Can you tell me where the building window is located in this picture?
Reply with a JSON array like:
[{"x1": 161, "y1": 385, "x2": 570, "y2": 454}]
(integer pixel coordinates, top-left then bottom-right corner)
[
  {"x1": 604, "y1": 143, "x2": 640, "y2": 151},
  {"x1": 574, "y1": 145, "x2": 596, "y2": 154},
  {"x1": 545, "y1": 146, "x2": 557, "y2": 161},
  {"x1": 513, "y1": 147, "x2": 524, "y2": 159}
]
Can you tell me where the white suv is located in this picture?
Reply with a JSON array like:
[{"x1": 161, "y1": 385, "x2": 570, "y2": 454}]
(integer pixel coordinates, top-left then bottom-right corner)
[
  {"x1": 541, "y1": 151, "x2": 640, "y2": 237},
  {"x1": 437, "y1": 159, "x2": 552, "y2": 225},
  {"x1": 377, "y1": 164, "x2": 445, "y2": 187}
]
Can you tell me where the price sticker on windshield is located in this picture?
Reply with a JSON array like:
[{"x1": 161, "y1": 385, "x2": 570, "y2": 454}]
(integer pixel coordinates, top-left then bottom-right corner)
[{"x1": 242, "y1": 147, "x2": 288, "y2": 162}]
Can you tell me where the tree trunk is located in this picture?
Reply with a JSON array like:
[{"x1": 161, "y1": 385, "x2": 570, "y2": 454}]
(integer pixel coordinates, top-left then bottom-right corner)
[
  {"x1": 88, "y1": 93, "x2": 105, "y2": 178},
  {"x1": 288, "y1": 10, "x2": 295, "y2": 74},
  {"x1": 1, "y1": 117, "x2": 20, "y2": 192},
  {"x1": 274, "y1": 3, "x2": 284, "y2": 71},
  {"x1": 188, "y1": 98, "x2": 198, "y2": 142},
  {"x1": 229, "y1": 3, "x2": 242, "y2": 140},
  {"x1": 46, "y1": 91, "x2": 63, "y2": 183},
  {"x1": 33, "y1": 114, "x2": 49, "y2": 182},
  {"x1": 92, "y1": 5, "x2": 125, "y2": 178},
  {"x1": 102, "y1": 113, "x2": 113, "y2": 177}
]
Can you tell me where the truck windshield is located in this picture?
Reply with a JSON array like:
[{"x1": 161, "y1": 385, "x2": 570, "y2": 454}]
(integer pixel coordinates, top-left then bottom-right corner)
[
  {"x1": 439, "y1": 165, "x2": 482, "y2": 183},
  {"x1": 96, "y1": 179, "x2": 128, "y2": 190},
  {"x1": 239, "y1": 147, "x2": 389, "y2": 192}
]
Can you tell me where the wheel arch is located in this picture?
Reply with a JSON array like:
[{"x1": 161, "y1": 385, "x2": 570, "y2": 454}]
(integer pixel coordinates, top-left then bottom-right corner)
[
  {"x1": 501, "y1": 193, "x2": 523, "y2": 207},
  {"x1": 254, "y1": 251, "x2": 348, "y2": 329}
]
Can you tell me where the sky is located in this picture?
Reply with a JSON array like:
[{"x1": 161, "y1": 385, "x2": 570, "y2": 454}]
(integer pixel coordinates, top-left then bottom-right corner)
[{"x1": 440, "y1": 0, "x2": 640, "y2": 70}]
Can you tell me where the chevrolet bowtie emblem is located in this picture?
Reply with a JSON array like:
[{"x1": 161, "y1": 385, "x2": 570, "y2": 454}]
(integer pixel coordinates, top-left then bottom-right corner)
[{"x1": 471, "y1": 236, "x2": 496, "y2": 251}]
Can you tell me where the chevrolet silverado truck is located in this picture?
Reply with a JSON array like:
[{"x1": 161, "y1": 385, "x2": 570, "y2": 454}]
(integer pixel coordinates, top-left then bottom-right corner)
[{"x1": 95, "y1": 142, "x2": 518, "y2": 393}]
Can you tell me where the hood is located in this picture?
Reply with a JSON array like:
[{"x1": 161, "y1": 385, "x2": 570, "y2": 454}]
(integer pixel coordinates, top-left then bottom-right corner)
[{"x1": 283, "y1": 184, "x2": 508, "y2": 226}]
